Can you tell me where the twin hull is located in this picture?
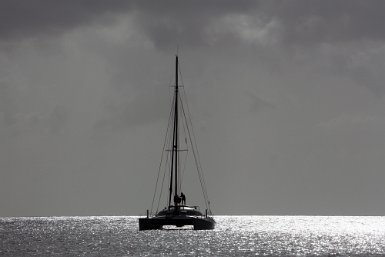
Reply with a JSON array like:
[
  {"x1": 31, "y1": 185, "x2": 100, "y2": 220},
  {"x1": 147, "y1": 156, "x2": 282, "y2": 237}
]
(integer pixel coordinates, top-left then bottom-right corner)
[{"x1": 139, "y1": 216, "x2": 215, "y2": 230}]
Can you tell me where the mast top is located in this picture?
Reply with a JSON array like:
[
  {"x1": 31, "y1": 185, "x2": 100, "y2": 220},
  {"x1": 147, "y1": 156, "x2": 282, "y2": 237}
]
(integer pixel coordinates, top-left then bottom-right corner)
[{"x1": 175, "y1": 55, "x2": 179, "y2": 89}]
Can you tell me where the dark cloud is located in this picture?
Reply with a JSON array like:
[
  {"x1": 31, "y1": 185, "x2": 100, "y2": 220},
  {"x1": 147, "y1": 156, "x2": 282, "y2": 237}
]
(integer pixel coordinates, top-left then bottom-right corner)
[
  {"x1": 2, "y1": 1, "x2": 385, "y2": 47},
  {"x1": 268, "y1": 1, "x2": 385, "y2": 45},
  {"x1": 0, "y1": 0, "x2": 131, "y2": 41},
  {"x1": 129, "y1": 1, "x2": 385, "y2": 49},
  {"x1": 128, "y1": 1, "x2": 258, "y2": 49}
]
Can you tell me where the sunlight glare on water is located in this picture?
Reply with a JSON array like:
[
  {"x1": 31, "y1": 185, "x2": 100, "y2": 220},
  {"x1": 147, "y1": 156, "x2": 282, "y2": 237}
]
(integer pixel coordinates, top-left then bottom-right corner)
[{"x1": 1, "y1": 216, "x2": 385, "y2": 256}]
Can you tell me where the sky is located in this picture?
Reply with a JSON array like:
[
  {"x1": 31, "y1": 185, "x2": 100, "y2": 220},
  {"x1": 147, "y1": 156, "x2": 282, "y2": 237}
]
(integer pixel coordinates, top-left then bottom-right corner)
[{"x1": 0, "y1": 0, "x2": 384, "y2": 216}]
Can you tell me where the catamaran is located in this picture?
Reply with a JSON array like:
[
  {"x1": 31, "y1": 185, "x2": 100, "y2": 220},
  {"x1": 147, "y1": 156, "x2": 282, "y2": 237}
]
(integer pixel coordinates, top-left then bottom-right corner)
[{"x1": 139, "y1": 55, "x2": 215, "y2": 230}]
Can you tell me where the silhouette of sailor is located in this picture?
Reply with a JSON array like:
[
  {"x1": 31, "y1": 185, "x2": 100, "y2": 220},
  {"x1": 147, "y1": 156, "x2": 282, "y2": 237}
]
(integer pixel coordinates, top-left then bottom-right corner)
[
  {"x1": 181, "y1": 192, "x2": 186, "y2": 205},
  {"x1": 174, "y1": 194, "x2": 181, "y2": 205}
]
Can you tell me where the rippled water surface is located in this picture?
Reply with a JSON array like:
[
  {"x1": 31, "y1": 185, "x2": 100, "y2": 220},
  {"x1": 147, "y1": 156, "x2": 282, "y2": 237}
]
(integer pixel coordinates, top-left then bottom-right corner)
[{"x1": 1, "y1": 216, "x2": 385, "y2": 256}]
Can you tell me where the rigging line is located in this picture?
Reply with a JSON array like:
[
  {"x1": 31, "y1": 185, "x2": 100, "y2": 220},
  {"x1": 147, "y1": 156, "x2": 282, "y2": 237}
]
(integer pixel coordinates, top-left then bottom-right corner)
[
  {"x1": 179, "y1": 91, "x2": 210, "y2": 211},
  {"x1": 182, "y1": 88, "x2": 212, "y2": 213},
  {"x1": 178, "y1": 72, "x2": 210, "y2": 208},
  {"x1": 181, "y1": 88, "x2": 210, "y2": 206},
  {"x1": 156, "y1": 142, "x2": 170, "y2": 214},
  {"x1": 150, "y1": 91, "x2": 175, "y2": 214},
  {"x1": 159, "y1": 105, "x2": 174, "y2": 213},
  {"x1": 178, "y1": 101, "x2": 190, "y2": 191},
  {"x1": 160, "y1": 132, "x2": 174, "y2": 212},
  {"x1": 178, "y1": 59, "x2": 212, "y2": 213},
  {"x1": 150, "y1": 77, "x2": 173, "y2": 213},
  {"x1": 179, "y1": 147, "x2": 189, "y2": 192},
  {"x1": 157, "y1": 97, "x2": 175, "y2": 213}
]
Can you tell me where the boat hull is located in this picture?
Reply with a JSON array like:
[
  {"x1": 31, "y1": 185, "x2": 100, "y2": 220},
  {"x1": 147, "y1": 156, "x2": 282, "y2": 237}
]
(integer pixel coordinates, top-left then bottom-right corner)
[{"x1": 139, "y1": 216, "x2": 215, "y2": 230}]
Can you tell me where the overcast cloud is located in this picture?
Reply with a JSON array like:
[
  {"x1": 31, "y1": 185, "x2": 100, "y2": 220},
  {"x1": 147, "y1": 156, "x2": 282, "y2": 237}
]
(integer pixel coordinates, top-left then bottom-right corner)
[{"x1": 0, "y1": 1, "x2": 384, "y2": 216}]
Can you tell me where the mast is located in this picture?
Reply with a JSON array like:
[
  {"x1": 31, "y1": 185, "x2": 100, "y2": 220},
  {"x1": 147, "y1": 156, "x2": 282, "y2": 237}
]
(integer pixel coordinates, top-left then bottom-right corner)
[
  {"x1": 168, "y1": 55, "x2": 180, "y2": 208},
  {"x1": 174, "y1": 55, "x2": 179, "y2": 203}
]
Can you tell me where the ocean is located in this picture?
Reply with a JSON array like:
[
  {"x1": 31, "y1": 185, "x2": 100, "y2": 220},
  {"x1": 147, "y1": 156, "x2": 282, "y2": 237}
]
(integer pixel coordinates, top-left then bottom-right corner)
[{"x1": 1, "y1": 216, "x2": 385, "y2": 256}]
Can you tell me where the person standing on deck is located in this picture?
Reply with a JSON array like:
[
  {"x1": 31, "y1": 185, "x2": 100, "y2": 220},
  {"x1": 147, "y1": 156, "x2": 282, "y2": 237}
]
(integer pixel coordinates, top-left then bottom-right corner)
[{"x1": 181, "y1": 192, "x2": 186, "y2": 205}]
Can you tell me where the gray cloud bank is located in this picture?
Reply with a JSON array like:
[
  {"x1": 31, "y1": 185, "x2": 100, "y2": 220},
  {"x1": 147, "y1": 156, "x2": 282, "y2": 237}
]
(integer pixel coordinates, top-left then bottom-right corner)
[
  {"x1": 0, "y1": 1, "x2": 384, "y2": 216},
  {"x1": 2, "y1": 1, "x2": 385, "y2": 45},
  {"x1": 0, "y1": 0, "x2": 131, "y2": 40}
]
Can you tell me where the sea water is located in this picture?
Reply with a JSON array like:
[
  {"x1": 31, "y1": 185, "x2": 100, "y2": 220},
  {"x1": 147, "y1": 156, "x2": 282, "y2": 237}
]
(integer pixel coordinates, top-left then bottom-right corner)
[{"x1": 1, "y1": 216, "x2": 385, "y2": 256}]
